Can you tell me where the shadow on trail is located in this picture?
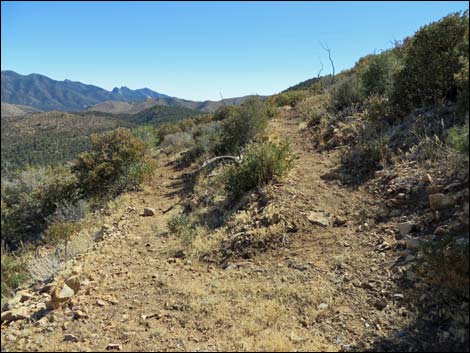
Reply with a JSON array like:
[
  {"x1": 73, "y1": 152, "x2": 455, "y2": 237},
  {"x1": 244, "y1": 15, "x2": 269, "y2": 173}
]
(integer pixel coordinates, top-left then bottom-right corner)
[{"x1": 350, "y1": 272, "x2": 469, "y2": 352}]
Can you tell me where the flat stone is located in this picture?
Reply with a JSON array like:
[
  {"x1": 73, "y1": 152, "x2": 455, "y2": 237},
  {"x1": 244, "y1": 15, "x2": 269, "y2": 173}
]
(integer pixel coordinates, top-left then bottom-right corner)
[
  {"x1": 58, "y1": 284, "x2": 75, "y2": 298},
  {"x1": 307, "y1": 212, "x2": 330, "y2": 227}
]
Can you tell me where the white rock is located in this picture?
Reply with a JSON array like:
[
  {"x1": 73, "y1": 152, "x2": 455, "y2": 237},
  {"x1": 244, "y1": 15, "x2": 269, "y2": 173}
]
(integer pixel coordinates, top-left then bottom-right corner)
[{"x1": 307, "y1": 212, "x2": 330, "y2": 227}]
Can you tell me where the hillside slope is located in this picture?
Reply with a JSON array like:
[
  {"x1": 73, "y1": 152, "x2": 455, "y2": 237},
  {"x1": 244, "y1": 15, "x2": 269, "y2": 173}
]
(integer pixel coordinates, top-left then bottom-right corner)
[
  {"x1": 1, "y1": 111, "x2": 132, "y2": 171},
  {"x1": 1, "y1": 102, "x2": 42, "y2": 117},
  {"x1": 3, "y1": 108, "x2": 460, "y2": 352}
]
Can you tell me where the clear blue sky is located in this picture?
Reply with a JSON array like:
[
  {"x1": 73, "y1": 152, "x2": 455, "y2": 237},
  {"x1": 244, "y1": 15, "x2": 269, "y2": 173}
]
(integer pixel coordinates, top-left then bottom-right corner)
[{"x1": 2, "y1": 1, "x2": 468, "y2": 101}]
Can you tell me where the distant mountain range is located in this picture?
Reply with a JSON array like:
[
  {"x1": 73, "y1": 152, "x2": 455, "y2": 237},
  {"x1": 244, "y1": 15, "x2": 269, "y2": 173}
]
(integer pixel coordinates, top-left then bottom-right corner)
[
  {"x1": 1, "y1": 70, "x2": 263, "y2": 113},
  {"x1": 1, "y1": 70, "x2": 169, "y2": 112}
]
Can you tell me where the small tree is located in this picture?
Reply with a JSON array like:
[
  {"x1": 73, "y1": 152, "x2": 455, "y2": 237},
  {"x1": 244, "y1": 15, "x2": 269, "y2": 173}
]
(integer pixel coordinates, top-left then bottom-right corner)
[
  {"x1": 73, "y1": 128, "x2": 152, "y2": 197},
  {"x1": 215, "y1": 97, "x2": 269, "y2": 155},
  {"x1": 391, "y1": 11, "x2": 469, "y2": 113}
]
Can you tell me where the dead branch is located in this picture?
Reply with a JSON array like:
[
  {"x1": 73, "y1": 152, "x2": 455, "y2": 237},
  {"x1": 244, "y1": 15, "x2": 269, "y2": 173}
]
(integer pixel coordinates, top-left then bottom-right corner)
[
  {"x1": 320, "y1": 41, "x2": 335, "y2": 84},
  {"x1": 189, "y1": 155, "x2": 242, "y2": 175},
  {"x1": 317, "y1": 59, "x2": 324, "y2": 78}
]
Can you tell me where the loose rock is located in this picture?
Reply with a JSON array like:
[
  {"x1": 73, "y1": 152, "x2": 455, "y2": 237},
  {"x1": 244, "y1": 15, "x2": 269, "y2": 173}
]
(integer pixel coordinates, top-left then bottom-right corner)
[
  {"x1": 64, "y1": 334, "x2": 80, "y2": 342},
  {"x1": 307, "y1": 212, "x2": 330, "y2": 227},
  {"x1": 143, "y1": 207, "x2": 156, "y2": 216}
]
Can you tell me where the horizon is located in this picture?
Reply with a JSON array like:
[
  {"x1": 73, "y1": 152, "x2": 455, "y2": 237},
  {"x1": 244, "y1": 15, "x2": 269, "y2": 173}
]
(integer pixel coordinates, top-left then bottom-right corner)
[{"x1": 2, "y1": 1, "x2": 468, "y2": 101}]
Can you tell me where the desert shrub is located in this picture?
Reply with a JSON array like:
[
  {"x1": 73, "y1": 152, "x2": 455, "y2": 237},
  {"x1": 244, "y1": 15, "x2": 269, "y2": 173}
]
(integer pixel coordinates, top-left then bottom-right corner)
[
  {"x1": 42, "y1": 221, "x2": 81, "y2": 247},
  {"x1": 455, "y1": 55, "x2": 469, "y2": 116},
  {"x1": 1, "y1": 251, "x2": 28, "y2": 300},
  {"x1": 330, "y1": 76, "x2": 364, "y2": 111},
  {"x1": 447, "y1": 124, "x2": 469, "y2": 154},
  {"x1": 391, "y1": 11, "x2": 469, "y2": 113},
  {"x1": 156, "y1": 123, "x2": 182, "y2": 145},
  {"x1": 46, "y1": 199, "x2": 88, "y2": 224},
  {"x1": 194, "y1": 114, "x2": 214, "y2": 125},
  {"x1": 167, "y1": 214, "x2": 191, "y2": 234},
  {"x1": 418, "y1": 237, "x2": 469, "y2": 293},
  {"x1": 132, "y1": 125, "x2": 158, "y2": 149},
  {"x1": 360, "y1": 51, "x2": 398, "y2": 97},
  {"x1": 272, "y1": 90, "x2": 308, "y2": 107},
  {"x1": 73, "y1": 128, "x2": 153, "y2": 198},
  {"x1": 215, "y1": 97, "x2": 269, "y2": 155},
  {"x1": 265, "y1": 101, "x2": 279, "y2": 118},
  {"x1": 341, "y1": 136, "x2": 391, "y2": 182},
  {"x1": 193, "y1": 122, "x2": 223, "y2": 157},
  {"x1": 223, "y1": 141, "x2": 294, "y2": 200},
  {"x1": 160, "y1": 132, "x2": 195, "y2": 152},
  {"x1": 296, "y1": 94, "x2": 329, "y2": 127},
  {"x1": 1, "y1": 166, "x2": 78, "y2": 247},
  {"x1": 213, "y1": 105, "x2": 237, "y2": 121},
  {"x1": 364, "y1": 95, "x2": 390, "y2": 122}
]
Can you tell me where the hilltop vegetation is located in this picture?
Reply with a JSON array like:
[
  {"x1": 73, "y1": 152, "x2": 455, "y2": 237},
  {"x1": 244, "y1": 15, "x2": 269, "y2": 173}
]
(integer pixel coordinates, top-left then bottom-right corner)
[
  {"x1": 1, "y1": 111, "x2": 133, "y2": 174},
  {"x1": 1, "y1": 105, "x2": 202, "y2": 174}
]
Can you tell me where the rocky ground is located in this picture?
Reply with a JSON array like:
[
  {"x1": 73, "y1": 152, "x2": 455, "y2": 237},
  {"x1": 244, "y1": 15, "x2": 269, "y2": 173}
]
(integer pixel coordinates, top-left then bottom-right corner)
[{"x1": 1, "y1": 108, "x2": 468, "y2": 352}]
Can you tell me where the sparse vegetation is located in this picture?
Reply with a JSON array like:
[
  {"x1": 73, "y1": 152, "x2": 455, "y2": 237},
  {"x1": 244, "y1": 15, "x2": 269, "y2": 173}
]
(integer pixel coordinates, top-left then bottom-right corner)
[
  {"x1": 223, "y1": 141, "x2": 294, "y2": 200},
  {"x1": 329, "y1": 76, "x2": 364, "y2": 112},
  {"x1": 447, "y1": 123, "x2": 469, "y2": 155},
  {"x1": 215, "y1": 97, "x2": 269, "y2": 155},
  {"x1": 73, "y1": 128, "x2": 154, "y2": 198},
  {"x1": 1, "y1": 166, "x2": 79, "y2": 248},
  {"x1": 1, "y1": 251, "x2": 28, "y2": 300}
]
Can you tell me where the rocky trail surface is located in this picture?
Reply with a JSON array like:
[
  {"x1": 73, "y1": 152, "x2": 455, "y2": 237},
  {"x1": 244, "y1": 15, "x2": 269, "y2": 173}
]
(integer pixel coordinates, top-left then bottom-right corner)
[{"x1": 1, "y1": 109, "x2": 458, "y2": 352}]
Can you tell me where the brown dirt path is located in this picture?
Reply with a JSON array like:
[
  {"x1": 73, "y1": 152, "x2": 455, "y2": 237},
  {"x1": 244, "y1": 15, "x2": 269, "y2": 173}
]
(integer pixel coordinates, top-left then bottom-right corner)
[{"x1": 2, "y1": 110, "x2": 408, "y2": 352}]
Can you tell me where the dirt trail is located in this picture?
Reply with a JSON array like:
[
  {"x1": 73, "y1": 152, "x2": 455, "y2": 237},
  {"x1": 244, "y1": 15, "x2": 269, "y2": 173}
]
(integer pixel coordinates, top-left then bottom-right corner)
[{"x1": 2, "y1": 110, "x2": 408, "y2": 352}]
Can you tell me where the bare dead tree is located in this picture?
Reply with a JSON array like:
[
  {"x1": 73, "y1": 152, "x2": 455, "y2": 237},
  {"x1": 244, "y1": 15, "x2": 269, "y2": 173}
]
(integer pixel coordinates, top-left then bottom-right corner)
[
  {"x1": 219, "y1": 91, "x2": 227, "y2": 107},
  {"x1": 320, "y1": 41, "x2": 335, "y2": 84},
  {"x1": 317, "y1": 59, "x2": 324, "y2": 78}
]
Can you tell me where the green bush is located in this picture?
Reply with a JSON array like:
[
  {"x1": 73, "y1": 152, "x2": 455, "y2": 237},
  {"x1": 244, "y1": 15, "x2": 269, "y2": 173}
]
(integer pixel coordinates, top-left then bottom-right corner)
[
  {"x1": 167, "y1": 214, "x2": 192, "y2": 236},
  {"x1": 73, "y1": 128, "x2": 153, "y2": 198},
  {"x1": 330, "y1": 76, "x2": 364, "y2": 111},
  {"x1": 215, "y1": 97, "x2": 269, "y2": 155},
  {"x1": 447, "y1": 124, "x2": 469, "y2": 154},
  {"x1": 156, "y1": 123, "x2": 183, "y2": 146},
  {"x1": 223, "y1": 141, "x2": 294, "y2": 200},
  {"x1": 213, "y1": 105, "x2": 237, "y2": 121},
  {"x1": 1, "y1": 252, "x2": 28, "y2": 300},
  {"x1": 364, "y1": 95, "x2": 390, "y2": 122},
  {"x1": 271, "y1": 90, "x2": 308, "y2": 107},
  {"x1": 341, "y1": 137, "x2": 391, "y2": 182},
  {"x1": 391, "y1": 11, "x2": 469, "y2": 113},
  {"x1": 1, "y1": 166, "x2": 78, "y2": 247},
  {"x1": 43, "y1": 221, "x2": 81, "y2": 247},
  {"x1": 360, "y1": 52, "x2": 398, "y2": 97},
  {"x1": 132, "y1": 125, "x2": 159, "y2": 150},
  {"x1": 296, "y1": 94, "x2": 329, "y2": 127},
  {"x1": 455, "y1": 55, "x2": 469, "y2": 116}
]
